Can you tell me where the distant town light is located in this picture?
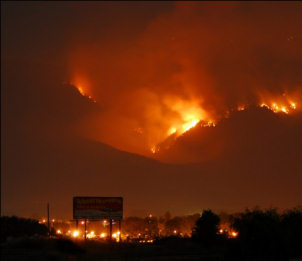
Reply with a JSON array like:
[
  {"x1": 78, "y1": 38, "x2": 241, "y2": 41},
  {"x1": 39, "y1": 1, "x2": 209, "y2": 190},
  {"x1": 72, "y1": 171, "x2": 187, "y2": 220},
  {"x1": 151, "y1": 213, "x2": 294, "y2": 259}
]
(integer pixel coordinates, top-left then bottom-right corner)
[
  {"x1": 87, "y1": 231, "x2": 95, "y2": 239},
  {"x1": 72, "y1": 231, "x2": 79, "y2": 237},
  {"x1": 231, "y1": 231, "x2": 238, "y2": 237}
]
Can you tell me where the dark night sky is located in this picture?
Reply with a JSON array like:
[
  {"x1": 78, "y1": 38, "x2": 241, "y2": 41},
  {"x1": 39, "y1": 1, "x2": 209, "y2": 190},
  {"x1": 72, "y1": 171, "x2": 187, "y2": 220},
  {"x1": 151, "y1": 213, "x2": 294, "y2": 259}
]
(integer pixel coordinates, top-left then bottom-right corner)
[{"x1": 1, "y1": 1, "x2": 302, "y2": 219}]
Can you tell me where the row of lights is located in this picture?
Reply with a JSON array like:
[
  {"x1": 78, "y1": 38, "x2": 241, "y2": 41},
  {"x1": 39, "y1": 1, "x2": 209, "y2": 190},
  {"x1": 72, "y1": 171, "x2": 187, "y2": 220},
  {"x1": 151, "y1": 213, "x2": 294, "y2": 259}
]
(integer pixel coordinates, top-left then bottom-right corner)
[
  {"x1": 39, "y1": 219, "x2": 55, "y2": 224},
  {"x1": 57, "y1": 228, "x2": 237, "y2": 238},
  {"x1": 60, "y1": 230, "x2": 121, "y2": 241},
  {"x1": 219, "y1": 229, "x2": 238, "y2": 238},
  {"x1": 43, "y1": 217, "x2": 237, "y2": 240}
]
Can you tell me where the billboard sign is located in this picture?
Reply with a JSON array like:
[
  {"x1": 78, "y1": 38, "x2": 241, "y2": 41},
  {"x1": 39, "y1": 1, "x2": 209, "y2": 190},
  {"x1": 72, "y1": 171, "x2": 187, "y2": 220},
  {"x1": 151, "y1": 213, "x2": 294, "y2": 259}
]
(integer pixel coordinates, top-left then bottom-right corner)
[{"x1": 73, "y1": 197, "x2": 123, "y2": 220}]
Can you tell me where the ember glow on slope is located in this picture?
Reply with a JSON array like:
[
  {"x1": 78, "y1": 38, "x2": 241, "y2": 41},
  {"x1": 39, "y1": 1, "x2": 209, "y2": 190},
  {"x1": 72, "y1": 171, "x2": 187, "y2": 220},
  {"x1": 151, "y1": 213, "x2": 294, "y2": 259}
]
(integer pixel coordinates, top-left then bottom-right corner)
[
  {"x1": 66, "y1": 3, "x2": 302, "y2": 157},
  {"x1": 72, "y1": 83, "x2": 298, "y2": 155}
]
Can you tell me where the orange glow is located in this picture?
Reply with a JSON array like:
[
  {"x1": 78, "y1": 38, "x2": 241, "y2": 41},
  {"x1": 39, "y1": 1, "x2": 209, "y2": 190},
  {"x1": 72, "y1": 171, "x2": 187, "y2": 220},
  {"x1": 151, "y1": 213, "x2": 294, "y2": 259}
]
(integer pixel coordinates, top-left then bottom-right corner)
[
  {"x1": 260, "y1": 101, "x2": 296, "y2": 114},
  {"x1": 69, "y1": 76, "x2": 96, "y2": 103},
  {"x1": 229, "y1": 231, "x2": 238, "y2": 238},
  {"x1": 87, "y1": 231, "x2": 95, "y2": 239},
  {"x1": 146, "y1": 96, "x2": 216, "y2": 154},
  {"x1": 183, "y1": 119, "x2": 199, "y2": 132},
  {"x1": 75, "y1": 85, "x2": 96, "y2": 102},
  {"x1": 164, "y1": 97, "x2": 206, "y2": 136},
  {"x1": 150, "y1": 146, "x2": 157, "y2": 154},
  {"x1": 68, "y1": 72, "x2": 299, "y2": 157},
  {"x1": 237, "y1": 105, "x2": 245, "y2": 111},
  {"x1": 200, "y1": 120, "x2": 216, "y2": 127},
  {"x1": 110, "y1": 231, "x2": 121, "y2": 242},
  {"x1": 258, "y1": 91, "x2": 298, "y2": 115},
  {"x1": 72, "y1": 230, "x2": 80, "y2": 237},
  {"x1": 167, "y1": 127, "x2": 177, "y2": 136},
  {"x1": 139, "y1": 239, "x2": 154, "y2": 243},
  {"x1": 148, "y1": 93, "x2": 299, "y2": 154},
  {"x1": 67, "y1": 4, "x2": 302, "y2": 162},
  {"x1": 76, "y1": 86, "x2": 85, "y2": 96}
]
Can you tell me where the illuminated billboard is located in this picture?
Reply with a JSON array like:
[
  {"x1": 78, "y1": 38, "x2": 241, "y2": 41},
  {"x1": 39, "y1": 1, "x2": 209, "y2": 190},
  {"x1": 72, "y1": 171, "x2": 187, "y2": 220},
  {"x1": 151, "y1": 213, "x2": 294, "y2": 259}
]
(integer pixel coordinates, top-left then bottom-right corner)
[{"x1": 73, "y1": 197, "x2": 123, "y2": 220}]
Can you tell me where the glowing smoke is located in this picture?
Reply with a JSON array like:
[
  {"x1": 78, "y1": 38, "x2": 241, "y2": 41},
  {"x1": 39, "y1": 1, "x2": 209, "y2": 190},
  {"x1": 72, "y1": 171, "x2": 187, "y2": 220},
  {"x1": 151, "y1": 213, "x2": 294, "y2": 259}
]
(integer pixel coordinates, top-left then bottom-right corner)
[{"x1": 67, "y1": 2, "x2": 302, "y2": 156}]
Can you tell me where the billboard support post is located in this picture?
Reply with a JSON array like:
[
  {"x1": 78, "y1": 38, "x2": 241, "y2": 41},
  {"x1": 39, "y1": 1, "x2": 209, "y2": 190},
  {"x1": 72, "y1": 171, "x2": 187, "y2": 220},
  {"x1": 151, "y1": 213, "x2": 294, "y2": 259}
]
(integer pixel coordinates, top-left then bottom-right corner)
[
  {"x1": 84, "y1": 219, "x2": 87, "y2": 241},
  {"x1": 119, "y1": 220, "x2": 121, "y2": 243},
  {"x1": 109, "y1": 219, "x2": 113, "y2": 241}
]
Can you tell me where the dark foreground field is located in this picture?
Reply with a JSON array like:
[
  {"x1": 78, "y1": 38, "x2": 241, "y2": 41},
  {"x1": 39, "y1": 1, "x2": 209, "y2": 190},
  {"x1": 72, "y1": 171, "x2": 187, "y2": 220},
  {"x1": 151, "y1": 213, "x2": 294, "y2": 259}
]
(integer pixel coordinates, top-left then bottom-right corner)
[
  {"x1": 3, "y1": 237, "x2": 302, "y2": 261},
  {"x1": 1, "y1": 237, "x2": 238, "y2": 261}
]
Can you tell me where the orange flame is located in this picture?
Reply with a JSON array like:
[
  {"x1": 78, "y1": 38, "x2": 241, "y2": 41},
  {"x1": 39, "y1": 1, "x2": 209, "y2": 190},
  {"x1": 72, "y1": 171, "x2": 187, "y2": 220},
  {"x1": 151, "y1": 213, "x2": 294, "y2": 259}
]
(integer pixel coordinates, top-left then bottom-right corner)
[
  {"x1": 259, "y1": 101, "x2": 297, "y2": 114},
  {"x1": 75, "y1": 85, "x2": 96, "y2": 102},
  {"x1": 66, "y1": 76, "x2": 299, "y2": 156},
  {"x1": 150, "y1": 93, "x2": 297, "y2": 154},
  {"x1": 149, "y1": 97, "x2": 216, "y2": 154},
  {"x1": 69, "y1": 75, "x2": 97, "y2": 103},
  {"x1": 257, "y1": 91, "x2": 298, "y2": 115},
  {"x1": 163, "y1": 97, "x2": 212, "y2": 136}
]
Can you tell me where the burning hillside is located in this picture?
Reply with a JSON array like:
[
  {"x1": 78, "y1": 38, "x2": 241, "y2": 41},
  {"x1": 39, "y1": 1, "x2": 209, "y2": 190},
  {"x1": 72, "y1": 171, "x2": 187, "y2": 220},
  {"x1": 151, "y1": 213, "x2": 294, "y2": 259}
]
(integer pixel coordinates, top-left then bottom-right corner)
[
  {"x1": 64, "y1": 3, "x2": 302, "y2": 159},
  {"x1": 71, "y1": 80, "x2": 300, "y2": 160}
]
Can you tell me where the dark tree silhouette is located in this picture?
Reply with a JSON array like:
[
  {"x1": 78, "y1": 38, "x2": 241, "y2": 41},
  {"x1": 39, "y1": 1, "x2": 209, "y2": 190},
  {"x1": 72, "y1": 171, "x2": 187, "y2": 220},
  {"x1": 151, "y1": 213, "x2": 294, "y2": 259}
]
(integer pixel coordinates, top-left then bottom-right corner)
[
  {"x1": 281, "y1": 208, "x2": 302, "y2": 258},
  {"x1": 0, "y1": 216, "x2": 48, "y2": 242},
  {"x1": 231, "y1": 208, "x2": 284, "y2": 259},
  {"x1": 192, "y1": 210, "x2": 220, "y2": 245}
]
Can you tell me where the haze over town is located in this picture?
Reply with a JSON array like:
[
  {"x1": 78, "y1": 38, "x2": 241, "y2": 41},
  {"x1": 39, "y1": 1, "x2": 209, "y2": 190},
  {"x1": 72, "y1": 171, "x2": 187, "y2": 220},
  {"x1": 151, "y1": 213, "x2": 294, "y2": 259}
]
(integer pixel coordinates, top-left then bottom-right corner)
[{"x1": 1, "y1": 1, "x2": 302, "y2": 220}]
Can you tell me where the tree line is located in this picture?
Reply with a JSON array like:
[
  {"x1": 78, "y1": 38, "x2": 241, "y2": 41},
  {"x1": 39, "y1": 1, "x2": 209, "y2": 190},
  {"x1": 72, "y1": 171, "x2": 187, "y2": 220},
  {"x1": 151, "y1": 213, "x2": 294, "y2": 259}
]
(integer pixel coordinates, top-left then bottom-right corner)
[
  {"x1": 192, "y1": 208, "x2": 302, "y2": 260},
  {"x1": 1, "y1": 207, "x2": 302, "y2": 259}
]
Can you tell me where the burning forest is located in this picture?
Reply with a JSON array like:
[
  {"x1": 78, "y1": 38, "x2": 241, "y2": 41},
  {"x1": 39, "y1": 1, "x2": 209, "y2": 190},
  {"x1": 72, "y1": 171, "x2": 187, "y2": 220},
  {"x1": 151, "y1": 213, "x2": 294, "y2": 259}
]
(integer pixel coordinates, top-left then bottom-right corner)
[{"x1": 2, "y1": 1, "x2": 302, "y2": 253}]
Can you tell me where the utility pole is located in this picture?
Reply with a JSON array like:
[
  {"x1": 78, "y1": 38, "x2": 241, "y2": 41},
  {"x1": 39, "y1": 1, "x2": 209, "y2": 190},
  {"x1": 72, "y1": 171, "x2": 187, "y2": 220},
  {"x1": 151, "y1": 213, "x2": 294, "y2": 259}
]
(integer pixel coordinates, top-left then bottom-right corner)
[
  {"x1": 119, "y1": 219, "x2": 122, "y2": 243},
  {"x1": 47, "y1": 203, "x2": 50, "y2": 236},
  {"x1": 109, "y1": 219, "x2": 113, "y2": 242}
]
